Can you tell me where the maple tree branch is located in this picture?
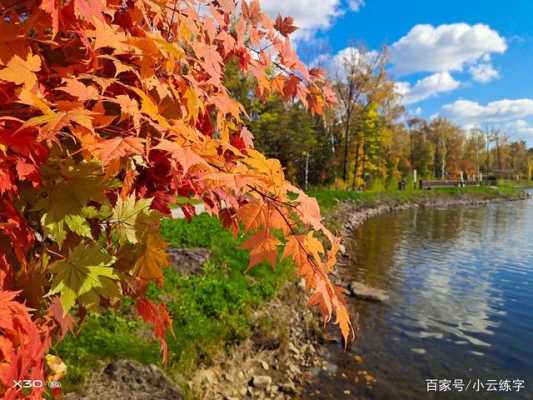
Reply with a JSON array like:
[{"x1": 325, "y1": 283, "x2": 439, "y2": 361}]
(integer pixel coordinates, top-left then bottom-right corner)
[
  {"x1": 46, "y1": 248, "x2": 66, "y2": 260},
  {"x1": 247, "y1": 185, "x2": 335, "y2": 296},
  {"x1": 246, "y1": 185, "x2": 298, "y2": 211},
  {"x1": 246, "y1": 46, "x2": 317, "y2": 88}
]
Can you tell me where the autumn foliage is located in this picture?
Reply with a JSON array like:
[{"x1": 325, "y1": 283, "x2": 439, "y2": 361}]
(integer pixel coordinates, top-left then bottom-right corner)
[{"x1": 0, "y1": 0, "x2": 352, "y2": 397}]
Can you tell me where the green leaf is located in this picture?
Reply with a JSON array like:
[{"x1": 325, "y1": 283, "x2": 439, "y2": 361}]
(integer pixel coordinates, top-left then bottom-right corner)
[
  {"x1": 48, "y1": 244, "x2": 120, "y2": 313},
  {"x1": 65, "y1": 214, "x2": 92, "y2": 238},
  {"x1": 111, "y1": 194, "x2": 153, "y2": 244},
  {"x1": 34, "y1": 160, "x2": 110, "y2": 246},
  {"x1": 82, "y1": 206, "x2": 99, "y2": 219},
  {"x1": 171, "y1": 195, "x2": 204, "y2": 208},
  {"x1": 41, "y1": 215, "x2": 67, "y2": 247}
]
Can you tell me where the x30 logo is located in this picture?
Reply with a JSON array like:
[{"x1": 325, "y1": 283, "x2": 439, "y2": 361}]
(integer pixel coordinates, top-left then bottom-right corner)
[{"x1": 12, "y1": 380, "x2": 44, "y2": 389}]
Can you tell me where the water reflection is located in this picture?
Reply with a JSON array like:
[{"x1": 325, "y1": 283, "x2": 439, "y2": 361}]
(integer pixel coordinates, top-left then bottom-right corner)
[{"x1": 307, "y1": 200, "x2": 533, "y2": 399}]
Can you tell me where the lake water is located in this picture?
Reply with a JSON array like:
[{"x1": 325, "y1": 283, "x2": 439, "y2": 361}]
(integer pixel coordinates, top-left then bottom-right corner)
[{"x1": 307, "y1": 197, "x2": 533, "y2": 399}]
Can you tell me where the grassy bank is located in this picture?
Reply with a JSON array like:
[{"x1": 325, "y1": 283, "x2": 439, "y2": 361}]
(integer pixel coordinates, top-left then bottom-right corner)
[{"x1": 309, "y1": 184, "x2": 527, "y2": 216}]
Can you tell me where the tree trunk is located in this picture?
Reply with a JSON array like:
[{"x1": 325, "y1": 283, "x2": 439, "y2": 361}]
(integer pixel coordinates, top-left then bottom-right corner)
[
  {"x1": 342, "y1": 116, "x2": 351, "y2": 182},
  {"x1": 352, "y1": 135, "x2": 360, "y2": 190},
  {"x1": 361, "y1": 138, "x2": 367, "y2": 189}
]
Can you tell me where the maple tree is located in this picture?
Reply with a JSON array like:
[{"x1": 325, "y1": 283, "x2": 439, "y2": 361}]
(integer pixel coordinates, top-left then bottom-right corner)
[{"x1": 0, "y1": 0, "x2": 352, "y2": 397}]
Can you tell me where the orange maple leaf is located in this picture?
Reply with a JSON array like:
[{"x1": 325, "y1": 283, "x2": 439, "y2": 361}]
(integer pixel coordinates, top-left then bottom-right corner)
[
  {"x1": 89, "y1": 136, "x2": 145, "y2": 166},
  {"x1": 242, "y1": 229, "x2": 280, "y2": 269},
  {"x1": 136, "y1": 297, "x2": 174, "y2": 364},
  {"x1": 57, "y1": 78, "x2": 100, "y2": 102},
  {"x1": 0, "y1": 53, "x2": 41, "y2": 89}
]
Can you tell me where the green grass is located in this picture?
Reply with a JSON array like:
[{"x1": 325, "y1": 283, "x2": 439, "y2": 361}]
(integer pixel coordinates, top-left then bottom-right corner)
[
  {"x1": 55, "y1": 213, "x2": 294, "y2": 392},
  {"x1": 53, "y1": 306, "x2": 161, "y2": 391},
  {"x1": 308, "y1": 183, "x2": 526, "y2": 216},
  {"x1": 156, "y1": 214, "x2": 294, "y2": 372}
]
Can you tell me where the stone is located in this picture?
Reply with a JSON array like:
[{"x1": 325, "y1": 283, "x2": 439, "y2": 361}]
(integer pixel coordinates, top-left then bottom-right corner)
[
  {"x1": 288, "y1": 363, "x2": 301, "y2": 375},
  {"x1": 63, "y1": 360, "x2": 184, "y2": 400},
  {"x1": 339, "y1": 244, "x2": 346, "y2": 255},
  {"x1": 167, "y1": 247, "x2": 211, "y2": 276},
  {"x1": 288, "y1": 342, "x2": 300, "y2": 355},
  {"x1": 260, "y1": 360, "x2": 269, "y2": 370},
  {"x1": 297, "y1": 278, "x2": 306, "y2": 289},
  {"x1": 348, "y1": 281, "x2": 389, "y2": 302},
  {"x1": 279, "y1": 382, "x2": 297, "y2": 395},
  {"x1": 251, "y1": 375, "x2": 272, "y2": 389}
]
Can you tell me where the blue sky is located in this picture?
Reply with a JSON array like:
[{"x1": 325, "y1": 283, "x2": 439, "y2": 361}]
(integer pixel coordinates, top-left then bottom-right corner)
[{"x1": 261, "y1": 0, "x2": 533, "y2": 144}]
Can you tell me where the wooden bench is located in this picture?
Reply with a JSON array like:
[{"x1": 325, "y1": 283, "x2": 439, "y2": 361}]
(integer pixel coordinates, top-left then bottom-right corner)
[{"x1": 420, "y1": 180, "x2": 462, "y2": 190}]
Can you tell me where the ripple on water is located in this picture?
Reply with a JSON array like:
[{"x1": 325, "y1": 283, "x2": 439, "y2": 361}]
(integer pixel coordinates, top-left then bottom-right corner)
[{"x1": 307, "y1": 198, "x2": 533, "y2": 400}]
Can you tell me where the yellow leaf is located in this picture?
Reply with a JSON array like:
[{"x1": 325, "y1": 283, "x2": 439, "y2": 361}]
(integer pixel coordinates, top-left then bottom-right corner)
[
  {"x1": 184, "y1": 88, "x2": 202, "y2": 122},
  {"x1": 0, "y1": 53, "x2": 41, "y2": 89},
  {"x1": 134, "y1": 232, "x2": 168, "y2": 284},
  {"x1": 131, "y1": 87, "x2": 169, "y2": 128},
  {"x1": 304, "y1": 232, "x2": 324, "y2": 263},
  {"x1": 18, "y1": 87, "x2": 52, "y2": 114}
]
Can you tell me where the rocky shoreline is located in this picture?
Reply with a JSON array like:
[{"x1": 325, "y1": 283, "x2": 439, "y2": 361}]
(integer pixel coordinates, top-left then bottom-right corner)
[{"x1": 336, "y1": 190, "x2": 529, "y2": 237}]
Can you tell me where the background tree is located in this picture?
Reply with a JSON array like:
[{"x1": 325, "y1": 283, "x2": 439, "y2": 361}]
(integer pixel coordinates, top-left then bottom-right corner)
[{"x1": 333, "y1": 47, "x2": 401, "y2": 188}]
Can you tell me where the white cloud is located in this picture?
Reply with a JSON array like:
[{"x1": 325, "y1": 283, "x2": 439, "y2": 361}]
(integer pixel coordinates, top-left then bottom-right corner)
[
  {"x1": 396, "y1": 72, "x2": 460, "y2": 104},
  {"x1": 333, "y1": 47, "x2": 378, "y2": 70},
  {"x1": 463, "y1": 119, "x2": 533, "y2": 140},
  {"x1": 260, "y1": 0, "x2": 343, "y2": 39},
  {"x1": 347, "y1": 0, "x2": 365, "y2": 12},
  {"x1": 313, "y1": 47, "x2": 379, "y2": 77},
  {"x1": 506, "y1": 120, "x2": 533, "y2": 135},
  {"x1": 469, "y1": 63, "x2": 500, "y2": 83},
  {"x1": 441, "y1": 99, "x2": 533, "y2": 125},
  {"x1": 441, "y1": 99, "x2": 533, "y2": 140},
  {"x1": 390, "y1": 23, "x2": 507, "y2": 76}
]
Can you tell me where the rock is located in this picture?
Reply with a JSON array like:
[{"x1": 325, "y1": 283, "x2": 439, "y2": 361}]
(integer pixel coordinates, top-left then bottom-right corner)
[
  {"x1": 348, "y1": 281, "x2": 389, "y2": 302},
  {"x1": 279, "y1": 382, "x2": 297, "y2": 395},
  {"x1": 167, "y1": 247, "x2": 211, "y2": 276},
  {"x1": 197, "y1": 369, "x2": 216, "y2": 384},
  {"x1": 251, "y1": 375, "x2": 272, "y2": 389},
  {"x1": 260, "y1": 360, "x2": 269, "y2": 370},
  {"x1": 288, "y1": 363, "x2": 301, "y2": 375},
  {"x1": 64, "y1": 360, "x2": 184, "y2": 400},
  {"x1": 339, "y1": 244, "x2": 346, "y2": 255},
  {"x1": 288, "y1": 342, "x2": 300, "y2": 355},
  {"x1": 297, "y1": 278, "x2": 306, "y2": 289}
]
